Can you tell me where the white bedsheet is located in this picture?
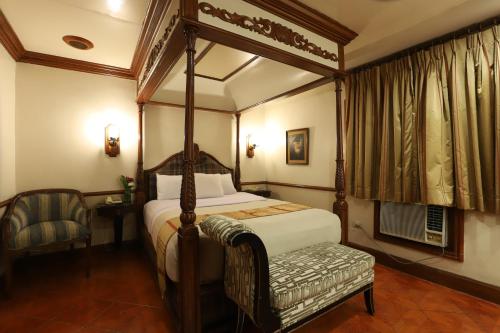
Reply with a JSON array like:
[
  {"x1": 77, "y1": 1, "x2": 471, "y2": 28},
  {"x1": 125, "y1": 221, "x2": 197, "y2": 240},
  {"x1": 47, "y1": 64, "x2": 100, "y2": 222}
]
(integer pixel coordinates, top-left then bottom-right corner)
[{"x1": 144, "y1": 192, "x2": 341, "y2": 283}]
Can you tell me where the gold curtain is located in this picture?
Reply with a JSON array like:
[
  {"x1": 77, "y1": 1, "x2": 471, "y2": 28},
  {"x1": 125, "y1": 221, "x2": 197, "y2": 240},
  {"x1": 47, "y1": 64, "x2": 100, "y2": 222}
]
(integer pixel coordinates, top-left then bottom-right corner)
[{"x1": 346, "y1": 24, "x2": 500, "y2": 213}]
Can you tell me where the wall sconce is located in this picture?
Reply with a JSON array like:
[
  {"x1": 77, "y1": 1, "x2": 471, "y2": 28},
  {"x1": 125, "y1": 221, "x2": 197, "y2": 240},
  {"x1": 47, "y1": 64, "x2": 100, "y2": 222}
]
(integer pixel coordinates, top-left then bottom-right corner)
[
  {"x1": 246, "y1": 134, "x2": 257, "y2": 158},
  {"x1": 105, "y1": 124, "x2": 120, "y2": 157}
]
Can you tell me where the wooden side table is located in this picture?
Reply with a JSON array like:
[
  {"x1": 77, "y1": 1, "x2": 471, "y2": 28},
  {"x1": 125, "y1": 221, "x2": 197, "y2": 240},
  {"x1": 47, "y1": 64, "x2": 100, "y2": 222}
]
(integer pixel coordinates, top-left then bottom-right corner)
[
  {"x1": 243, "y1": 189, "x2": 271, "y2": 198},
  {"x1": 95, "y1": 203, "x2": 134, "y2": 248}
]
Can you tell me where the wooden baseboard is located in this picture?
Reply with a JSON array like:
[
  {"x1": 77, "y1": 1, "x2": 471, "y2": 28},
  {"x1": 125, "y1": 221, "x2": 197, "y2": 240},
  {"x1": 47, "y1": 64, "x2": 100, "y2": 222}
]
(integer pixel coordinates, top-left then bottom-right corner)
[{"x1": 349, "y1": 242, "x2": 500, "y2": 305}]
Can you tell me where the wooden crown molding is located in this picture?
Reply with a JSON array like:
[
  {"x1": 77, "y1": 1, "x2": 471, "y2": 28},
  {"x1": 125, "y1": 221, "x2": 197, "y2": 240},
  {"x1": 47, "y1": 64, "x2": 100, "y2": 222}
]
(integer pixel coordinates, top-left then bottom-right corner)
[
  {"x1": 244, "y1": 0, "x2": 358, "y2": 46},
  {"x1": 130, "y1": 0, "x2": 171, "y2": 78},
  {"x1": 0, "y1": 0, "x2": 168, "y2": 81},
  {"x1": 0, "y1": 9, "x2": 24, "y2": 60},
  {"x1": 19, "y1": 51, "x2": 135, "y2": 79}
]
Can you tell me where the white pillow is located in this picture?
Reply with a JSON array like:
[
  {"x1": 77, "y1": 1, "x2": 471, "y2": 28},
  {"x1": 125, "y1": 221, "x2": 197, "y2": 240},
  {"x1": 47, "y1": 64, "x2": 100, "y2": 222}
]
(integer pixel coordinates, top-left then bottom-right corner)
[
  {"x1": 157, "y1": 174, "x2": 182, "y2": 200},
  {"x1": 195, "y1": 173, "x2": 224, "y2": 198},
  {"x1": 220, "y1": 173, "x2": 237, "y2": 195}
]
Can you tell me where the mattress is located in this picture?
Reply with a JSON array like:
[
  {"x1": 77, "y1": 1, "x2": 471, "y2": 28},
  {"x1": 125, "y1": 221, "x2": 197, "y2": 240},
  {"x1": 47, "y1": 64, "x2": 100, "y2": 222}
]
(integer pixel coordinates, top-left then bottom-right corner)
[{"x1": 144, "y1": 192, "x2": 341, "y2": 284}]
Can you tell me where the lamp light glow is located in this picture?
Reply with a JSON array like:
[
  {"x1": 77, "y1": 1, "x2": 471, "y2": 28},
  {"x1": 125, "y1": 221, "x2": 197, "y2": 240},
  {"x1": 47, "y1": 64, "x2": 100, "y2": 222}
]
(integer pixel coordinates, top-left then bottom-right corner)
[{"x1": 107, "y1": 0, "x2": 123, "y2": 12}]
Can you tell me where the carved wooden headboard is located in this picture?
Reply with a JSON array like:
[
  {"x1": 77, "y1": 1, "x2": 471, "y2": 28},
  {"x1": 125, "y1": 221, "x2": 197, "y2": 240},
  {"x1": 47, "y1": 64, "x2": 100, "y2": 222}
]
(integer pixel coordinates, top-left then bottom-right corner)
[{"x1": 143, "y1": 144, "x2": 234, "y2": 202}]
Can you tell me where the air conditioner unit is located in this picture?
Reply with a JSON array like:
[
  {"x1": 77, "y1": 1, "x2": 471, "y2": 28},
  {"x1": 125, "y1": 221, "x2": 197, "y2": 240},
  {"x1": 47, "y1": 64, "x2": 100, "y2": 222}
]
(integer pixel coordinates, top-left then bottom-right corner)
[{"x1": 379, "y1": 202, "x2": 447, "y2": 247}]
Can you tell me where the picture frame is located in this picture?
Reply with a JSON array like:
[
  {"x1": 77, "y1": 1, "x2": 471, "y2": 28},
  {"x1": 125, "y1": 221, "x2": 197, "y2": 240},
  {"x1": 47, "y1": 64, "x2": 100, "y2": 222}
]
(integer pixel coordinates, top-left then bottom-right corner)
[{"x1": 286, "y1": 128, "x2": 309, "y2": 165}]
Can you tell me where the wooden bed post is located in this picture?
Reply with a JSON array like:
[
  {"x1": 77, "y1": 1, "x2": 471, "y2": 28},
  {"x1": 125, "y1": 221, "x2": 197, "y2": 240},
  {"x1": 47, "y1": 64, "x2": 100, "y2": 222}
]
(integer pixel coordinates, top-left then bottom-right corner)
[
  {"x1": 332, "y1": 76, "x2": 348, "y2": 245},
  {"x1": 135, "y1": 103, "x2": 145, "y2": 232},
  {"x1": 178, "y1": 24, "x2": 201, "y2": 333},
  {"x1": 235, "y1": 112, "x2": 242, "y2": 191}
]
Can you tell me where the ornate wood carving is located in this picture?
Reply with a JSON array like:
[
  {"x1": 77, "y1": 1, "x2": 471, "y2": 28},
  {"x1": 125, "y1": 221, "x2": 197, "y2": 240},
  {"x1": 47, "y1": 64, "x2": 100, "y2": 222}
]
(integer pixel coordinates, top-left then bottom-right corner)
[
  {"x1": 235, "y1": 113, "x2": 242, "y2": 191},
  {"x1": 140, "y1": 9, "x2": 180, "y2": 87},
  {"x1": 178, "y1": 25, "x2": 201, "y2": 333},
  {"x1": 198, "y1": 2, "x2": 338, "y2": 63},
  {"x1": 332, "y1": 77, "x2": 348, "y2": 245}
]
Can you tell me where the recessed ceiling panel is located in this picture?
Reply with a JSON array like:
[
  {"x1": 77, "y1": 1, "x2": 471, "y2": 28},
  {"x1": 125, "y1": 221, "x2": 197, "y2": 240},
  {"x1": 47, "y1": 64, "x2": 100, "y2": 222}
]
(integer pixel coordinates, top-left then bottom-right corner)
[
  {"x1": 0, "y1": 0, "x2": 148, "y2": 68},
  {"x1": 195, "y1": 43, "x2": 257, "y2": 81}
]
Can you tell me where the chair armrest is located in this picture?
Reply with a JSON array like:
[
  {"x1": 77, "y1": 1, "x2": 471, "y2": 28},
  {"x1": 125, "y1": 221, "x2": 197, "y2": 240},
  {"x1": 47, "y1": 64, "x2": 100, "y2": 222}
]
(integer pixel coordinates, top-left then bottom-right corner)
[{"x1": 200, "y1": 216, "x2": 280, "y2": 331}]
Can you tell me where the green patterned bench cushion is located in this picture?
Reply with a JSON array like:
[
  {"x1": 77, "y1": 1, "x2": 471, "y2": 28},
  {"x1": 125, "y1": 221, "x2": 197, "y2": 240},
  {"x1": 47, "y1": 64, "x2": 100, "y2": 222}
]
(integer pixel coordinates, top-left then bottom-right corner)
[
  {"x1": 8, "y1": 192, "x2": 87, "y2": 236},
  {"x1": 269, "y1": 242, "x2": 374, "y2": 311},
  {"x1": 10, "y1": 220, "x2": 90, "y2": 250}
]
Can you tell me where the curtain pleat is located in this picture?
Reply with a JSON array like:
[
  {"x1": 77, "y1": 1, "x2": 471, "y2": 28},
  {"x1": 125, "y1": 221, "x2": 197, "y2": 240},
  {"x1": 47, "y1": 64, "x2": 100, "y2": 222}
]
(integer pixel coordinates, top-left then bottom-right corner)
[{"x1": 346, "y1": 23, "x2": 500, "y2": 213}]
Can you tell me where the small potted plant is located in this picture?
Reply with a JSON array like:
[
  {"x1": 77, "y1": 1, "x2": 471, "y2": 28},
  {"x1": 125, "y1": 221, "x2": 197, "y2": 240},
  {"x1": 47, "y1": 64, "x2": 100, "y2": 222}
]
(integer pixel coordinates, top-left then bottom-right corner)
[{"x1": 120, "y1": 175, "x2": 135, "y2": 204}]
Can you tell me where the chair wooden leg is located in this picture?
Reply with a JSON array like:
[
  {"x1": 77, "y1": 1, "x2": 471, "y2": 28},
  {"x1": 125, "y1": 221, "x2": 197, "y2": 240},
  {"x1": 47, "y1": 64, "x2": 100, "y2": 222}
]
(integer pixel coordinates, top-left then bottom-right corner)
[
  {"x1": 85, "y1": 238, "x2": 91, "y2": 278},
  {"x1": 2, "y1": 252, "x2": 12, "y2": 297},
  {"x1": 364, "y1": 287, "x2": 375, "y2": 315}
]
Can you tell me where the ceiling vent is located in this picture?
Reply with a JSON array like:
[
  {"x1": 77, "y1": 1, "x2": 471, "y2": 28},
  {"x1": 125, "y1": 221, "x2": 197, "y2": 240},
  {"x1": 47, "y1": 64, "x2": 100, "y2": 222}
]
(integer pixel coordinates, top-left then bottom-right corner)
[{"x1": 63, "y1": 35, "x2": 94, "y2": 50}]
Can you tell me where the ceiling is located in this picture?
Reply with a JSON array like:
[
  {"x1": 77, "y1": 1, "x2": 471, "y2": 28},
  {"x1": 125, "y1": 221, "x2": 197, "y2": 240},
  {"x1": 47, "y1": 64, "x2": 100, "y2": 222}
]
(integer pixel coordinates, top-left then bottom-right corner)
[
  {"x1": 0, "y1": 0, "x2": 148, "y2": 68},
  {"x1": 151, "y1": 39, "x2": 322, "y2": 112},
  {"x1": 0, "y1": 0, "x2": 498, "y2": 102},
  {"x1": 297, "y1": 0, "x2": 500, "y2": 69}
]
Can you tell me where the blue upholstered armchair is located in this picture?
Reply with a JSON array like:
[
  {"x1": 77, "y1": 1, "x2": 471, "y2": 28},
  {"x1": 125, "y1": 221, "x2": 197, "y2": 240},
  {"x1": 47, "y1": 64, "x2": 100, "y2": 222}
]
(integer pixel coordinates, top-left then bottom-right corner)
[{"x1": 1, "y1": 189, "x2": 92, "y2": 294}]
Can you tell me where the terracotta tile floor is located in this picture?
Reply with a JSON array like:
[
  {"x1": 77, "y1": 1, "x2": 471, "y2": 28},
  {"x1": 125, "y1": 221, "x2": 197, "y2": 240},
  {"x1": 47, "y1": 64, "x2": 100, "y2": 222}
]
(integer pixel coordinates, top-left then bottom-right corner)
[{"x1": 0, "y1": 246, "x2": 499, "y2": 333}]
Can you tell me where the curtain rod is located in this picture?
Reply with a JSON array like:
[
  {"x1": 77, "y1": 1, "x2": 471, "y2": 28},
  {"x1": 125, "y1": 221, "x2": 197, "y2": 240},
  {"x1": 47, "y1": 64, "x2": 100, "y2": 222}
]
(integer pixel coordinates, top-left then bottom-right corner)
[{"x1": 350, "y1": 15, "x2": 500, "y2": 73}]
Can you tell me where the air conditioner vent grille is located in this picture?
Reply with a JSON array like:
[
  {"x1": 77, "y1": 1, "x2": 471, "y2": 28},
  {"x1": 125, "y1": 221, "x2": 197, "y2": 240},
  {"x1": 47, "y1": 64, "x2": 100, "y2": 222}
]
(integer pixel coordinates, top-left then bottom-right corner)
[{"x1": 427, "y1": 205, "x2": 444, "y2": 232}]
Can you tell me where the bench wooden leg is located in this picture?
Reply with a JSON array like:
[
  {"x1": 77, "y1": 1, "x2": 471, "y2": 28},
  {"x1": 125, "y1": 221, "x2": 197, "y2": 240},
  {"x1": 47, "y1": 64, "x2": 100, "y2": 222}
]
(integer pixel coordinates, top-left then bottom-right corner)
[
  {"x1": 364, "y1": 287, "x2": 375, "y2": 315},
  {"x1": 85, "y1": 238, "x2": 91, "y2": 278}
]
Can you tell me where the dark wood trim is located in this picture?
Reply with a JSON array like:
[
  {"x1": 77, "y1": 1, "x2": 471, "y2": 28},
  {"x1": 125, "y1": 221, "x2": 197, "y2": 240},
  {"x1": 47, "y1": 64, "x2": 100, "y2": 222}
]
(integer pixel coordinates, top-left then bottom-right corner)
[
  {"x1": 149, "y1": 75, "x2": 333, "y2": 116},
  {"x1": 0, "y1": 9, "x2": 24, "y2": 60},
  {"x1": 137, "y1": 22, "x2": 185, "y2": 103},
  {"x1": 19, "y1": 51, "x2": 134, "y2": 79},
  {"x1": 349, "y1": 242, "x2": 500, "y2": 305},
  {"x1": 194, "y1": 41, "x2": 216, "y2": 65},
  {"x1": 373, "y1": 201, "x2": 465, "y2": 262},
  {"x1": 350, "y1": 15, "x2": 500, "y2": 73},
  {"x1": 198, "y1": 3, "x2": 339, "y2": 63},
  {"x1": 194, "y1": 55, "x2": 259, "y2": 82},
  {"x1": 0, "y1": 198, "x2": 12, "y2": 209},
  {"x1": 131, "y1": 0, "x2": 172, "y2": 78},
  {"x1": 181, "y1": 0, "x2": 198, "y2": 20},
  {"x1": 191, "y1": 19, "x2": 342, "y2": 77},
  {"x1": 238, "y1": 76, "x2": 333, "y2": 113},
  {"x1": 190, "y1": 40, "x2": 259, "y2": 82},
  {"x1": 0, "y1": 9, "x2": 134, "y2": 80},
  {"x1": 244, "y1": 0, "x2": 357, "y2": 46},
  {"x1": 147, "y1": 100, "x2": 235, "y2": 114},
  {"x1": 241, "y1": 180, "x2": 335, "y2": 192},
  {"x1": 221, "y1": 55, "x2": 259, "y2": 81}
]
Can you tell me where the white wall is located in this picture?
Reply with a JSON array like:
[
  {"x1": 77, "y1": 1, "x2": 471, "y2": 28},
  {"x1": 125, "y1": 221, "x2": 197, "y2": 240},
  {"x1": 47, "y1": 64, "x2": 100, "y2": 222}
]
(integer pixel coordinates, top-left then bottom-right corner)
[
  {"x1": 144, "y1": 105, "x2": 234, "y2": 169},
  {"x1": 15, "y1": 64, "x2": 138, "y2": 245},
  {"x1": 0, "y1": 44, "x2": 16, "y2": 205},
  {"x1": 241, "y1": 82, "x2": 500, "y2": 287}
]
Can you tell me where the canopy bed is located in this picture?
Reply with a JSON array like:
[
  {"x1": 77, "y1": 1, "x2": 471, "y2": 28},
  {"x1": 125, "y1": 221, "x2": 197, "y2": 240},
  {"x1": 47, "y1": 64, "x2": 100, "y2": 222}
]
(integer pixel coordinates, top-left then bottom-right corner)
[{"x1": 133, "y1": 1, "x2": 363, "y2": 332}]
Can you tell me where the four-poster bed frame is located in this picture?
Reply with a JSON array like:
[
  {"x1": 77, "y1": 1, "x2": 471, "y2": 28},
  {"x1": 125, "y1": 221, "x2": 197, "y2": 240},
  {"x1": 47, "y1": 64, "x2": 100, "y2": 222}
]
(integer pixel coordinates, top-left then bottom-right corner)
[{"x1": 133, "y1": 1, "x2": 357, "y2": 332}]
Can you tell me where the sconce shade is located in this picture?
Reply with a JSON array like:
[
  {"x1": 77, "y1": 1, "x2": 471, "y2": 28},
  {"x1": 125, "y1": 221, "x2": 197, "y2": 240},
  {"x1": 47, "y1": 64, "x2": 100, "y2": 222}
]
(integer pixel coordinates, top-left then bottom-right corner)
[{"x1": 105, "y1": 124, "x2": 120, "y2": 157}]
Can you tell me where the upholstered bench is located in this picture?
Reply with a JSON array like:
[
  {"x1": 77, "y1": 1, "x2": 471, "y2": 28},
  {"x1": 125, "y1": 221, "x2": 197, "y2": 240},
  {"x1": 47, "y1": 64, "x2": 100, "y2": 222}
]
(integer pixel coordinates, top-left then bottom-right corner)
[
  {"x1": 1, "y1": 189, "x2": 92, "y2": 295},
  {"x1": 201, "y1": 215, "x2": 375, "y2": 333}
]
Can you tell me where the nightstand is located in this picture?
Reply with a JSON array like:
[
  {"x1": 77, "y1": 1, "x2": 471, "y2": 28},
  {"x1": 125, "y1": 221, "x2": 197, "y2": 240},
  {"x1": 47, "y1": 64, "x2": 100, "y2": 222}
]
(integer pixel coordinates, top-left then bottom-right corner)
[
  {"x1": 243, "y1": 189, "x2": 271, "y2": 198},
  {"x1": 95, "y1": 203, "x2": 134, "y2": 248}
]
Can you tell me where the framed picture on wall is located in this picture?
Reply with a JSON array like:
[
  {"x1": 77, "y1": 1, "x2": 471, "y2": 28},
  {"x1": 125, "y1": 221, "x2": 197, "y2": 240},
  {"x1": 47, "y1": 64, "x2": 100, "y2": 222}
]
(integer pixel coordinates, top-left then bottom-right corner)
[{"x1": 286, "y1": 128, "x2": 309, "y2": 165}]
